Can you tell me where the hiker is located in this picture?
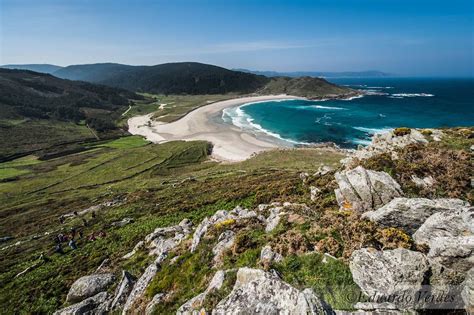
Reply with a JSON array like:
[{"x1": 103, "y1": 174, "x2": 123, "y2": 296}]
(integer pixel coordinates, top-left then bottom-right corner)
[
  {"x1": 70, "y1": 227, "x2": 76, "y2": 239},
  {"x1": 59, "y1": 216, "x2": 65, "y2": 224},
  {"x1": 69, "y1": 239, "x2": 77, "y2": 250},
  {"x1": 88, "y1": 233, "x2": 96, "y2": 242},
  {"x1": 55, "y1": 243, "x2": 64, "y2": 254},
  {"x1": 57, "y1": 233, "x2": 64, "y2": 243}
]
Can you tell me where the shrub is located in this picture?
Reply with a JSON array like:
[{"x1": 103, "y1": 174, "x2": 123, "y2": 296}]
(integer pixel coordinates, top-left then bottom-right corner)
[{"x1": 393, "y1": 127, "x2": 411, "y2": 137}]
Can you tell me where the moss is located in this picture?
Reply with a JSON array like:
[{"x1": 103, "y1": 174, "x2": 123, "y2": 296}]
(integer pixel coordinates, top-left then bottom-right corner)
[{"x1": 376, "y1": 227, "x2": 413, "y2": 250}]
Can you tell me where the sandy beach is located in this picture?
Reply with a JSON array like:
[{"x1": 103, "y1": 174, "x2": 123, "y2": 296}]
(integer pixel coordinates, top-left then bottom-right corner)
[{"x1": 128, "y1": 95, "x2": 303, "y2": 162}]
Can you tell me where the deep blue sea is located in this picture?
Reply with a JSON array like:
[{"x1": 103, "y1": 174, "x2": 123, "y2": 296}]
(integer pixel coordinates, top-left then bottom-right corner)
[{"x1": 222, "y1": 78, "x2": 474, "y2": 148}]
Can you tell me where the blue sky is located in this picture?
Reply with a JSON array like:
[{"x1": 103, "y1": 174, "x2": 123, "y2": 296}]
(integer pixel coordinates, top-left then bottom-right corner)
[{"x1": 1, "y1": 0, "x2": 473, "y2": 76}]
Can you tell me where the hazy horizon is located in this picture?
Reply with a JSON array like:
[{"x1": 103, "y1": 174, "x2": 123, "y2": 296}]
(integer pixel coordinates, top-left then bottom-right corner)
[{"x1": 1, "y1": 0, "x2": 473, "y2": 77}]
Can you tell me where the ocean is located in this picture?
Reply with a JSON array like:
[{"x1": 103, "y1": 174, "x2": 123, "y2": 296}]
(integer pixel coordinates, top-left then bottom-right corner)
[{"x1": 222, "y1": 78, "x2": 474, "y2": 147}]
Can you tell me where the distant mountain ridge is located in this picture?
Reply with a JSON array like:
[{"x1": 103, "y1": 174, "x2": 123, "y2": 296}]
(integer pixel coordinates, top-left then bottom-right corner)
[
  {"x1": 1, "y1": 64, "x2": 63, "y2": 74},
  {"x1": 0, "y1": 62, "x2": 358, "y2": 98},
  {"x1": 233, "y1": 69, "x2": 391, "y2": 78}
]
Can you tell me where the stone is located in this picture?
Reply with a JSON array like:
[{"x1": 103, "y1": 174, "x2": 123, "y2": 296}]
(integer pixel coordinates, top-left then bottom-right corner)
[
  {"x1": 364, "y1": 198, "x2": 469, "y2": 234},
  {"x1": 462, "y1": 268, "x2": 474, "y2": 314},
  {"x1": 66, "y1": 273, "x2": 115, "y2": 303},
  {"x1": 111, "y1": 217, "x2": 134, "y2": 227},
  {"x1": 212, "y1": 230, "x2": 236, "y2": 265},
  {"x1": 314, "y1": 165, "x2": 334, "y2": 177},
  {"x1": 54, "y1": 292, "x2": 108, "y2": 315},
  {"x1": 122, "y1": 240, "x2": 144, "y2": 259},
  {"x1": 145, "y1": 293, "x2": 165, "y2": 315},
  {"x1": 427, "y1": 236, "x2": 474, "y2": 273},
  {"x1": 335, "y1": 166, "x2": 402, "y2": 213},
  {"x1": 265, "y1": 206, "x2": 284, "y2": 232},
  {"x1": 413, "y1": 208, "x2": 473, "y2": 246},
  {"x1": 109, "y1": 270, "x2": 135, "y2": 311},
  {"x1": 212, "y1": 267, "x2": 334, "y2": 314},
  {"x1": 410, "y1": 175, "x2": 434, "y2": 188},
  {"x1": 260, "y1": 245, "x2": 283, "y2": 266},
  {"x1": 190, "y1": 206, "x2": 257, "y2": 252},
  {"x1": 122, "y1": 263, "x2": 159, "y2": 314},
  {"x1": 350, "y1": 248, "x2": 429, "y2": 308},
  {"x1": 300, "y1": 172, "x2": 309, "y2": 183},
  {"x1": 310, "y1": 186, "x2": 321, "y2": 201},
  {"x1": 145, "y1": 219, "x2": 193, "y2": 257},
  {"x1": 177, "y1": 270, "x2": 226, "y2": 314}
]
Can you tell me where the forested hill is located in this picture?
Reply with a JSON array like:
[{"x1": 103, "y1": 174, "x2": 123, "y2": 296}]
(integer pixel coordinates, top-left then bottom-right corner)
[
  {"x1": 0, "y1": 68, "x2": 141, "y2": 122},
  {"x1": 54, "y1": 62, "x2": 270, "y2": 95}
]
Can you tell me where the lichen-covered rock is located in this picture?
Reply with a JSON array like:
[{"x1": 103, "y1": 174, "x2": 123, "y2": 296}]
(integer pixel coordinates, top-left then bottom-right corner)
[
  {"x1": 462, "y1": 268, "x2": 474, "y2": 314},
  {"x1": 410, "y1": 175, "x2": 434, "y2": 188},
  {"x1": 122, "y1": 240, "x2": 144, "y2": 259},
  {"x1": 191, "y1": 206, "x2": 257, "y2": 252},
  {"x1": 146, "y1": 219, "x2": 193, "y2": 256},
  {"x1": 109, "y1": 270, "x2": 135, "y2": 311},
  {"x1": 350, "y1": 248, "x2": 429, "y2": 308},
  {"x1": 212, "y1": 230, "x2": 236, "y2": 266},
  {"x1": 335, "y1": 166, "x2": 402, "y2": 213},
  {"x1": 66, "y1": 273, "x2": 115, "y2": 303},
  {"x1": 265, "y1": 206, "x2": 284, "y2": 232},
  {"x1": 413, "y1": 208, "x2": 473, "y2": 246},
  {"x1": 212, "y1": 267, "x2": 334, "y2": 314},
  {"x1": 55, "y1": 292, "x2": 108, "y2": 315},
  {"x1": 310, "y1": 186, "x2": 321, "y2": 201},
  {"x1": 122, "y1": 263, "x2": 159, "y2": 314},
  {"x1": 260, "y1": 245, "x2": 283, "y2": 266},
  {"x1": 427, "y1": 236, "x2": 474, "y2": 273},
  {"x1": 363, "y1": 198, "x2": 468, "y2": 234},
  {"x1": 177, "y1": 270, "x2": 226, "y2": 314},
  {"x1": 145, "y1": 293, "x2": 165, "y2": 315}
]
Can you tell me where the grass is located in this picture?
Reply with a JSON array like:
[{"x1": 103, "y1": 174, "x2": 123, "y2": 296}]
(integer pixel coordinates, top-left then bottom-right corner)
[
  {"x1": 0, "y1": 167, "x2": 30, "y2": 180},
  {"x1": 97, "y1": 135, "x2": 150, "y2": 149}
]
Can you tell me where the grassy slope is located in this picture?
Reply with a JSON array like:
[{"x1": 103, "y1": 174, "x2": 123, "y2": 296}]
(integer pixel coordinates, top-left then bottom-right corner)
[{"x1": 0, "y1": 136, "x2": 344, "y2": 313}]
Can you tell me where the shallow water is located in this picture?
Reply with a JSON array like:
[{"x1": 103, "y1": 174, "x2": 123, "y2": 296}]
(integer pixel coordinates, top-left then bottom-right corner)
[{"x1": 222, "y1": 78, "x2": 474, "y2": 147}]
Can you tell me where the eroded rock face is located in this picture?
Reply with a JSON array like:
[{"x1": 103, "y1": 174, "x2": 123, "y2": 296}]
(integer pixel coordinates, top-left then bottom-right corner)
[
  {"x1": 145, "y1": 293, "x2": 165, "y2": 315},
  {"x1": 428, "y1": 236, "x2": 474, "y2": 274},
  {"x1": 191, "y1": 206, "x2": 258, "y2": 252},
  {"x1": 363, "y1": 198, "x2": 469, "y2": 234},
  {"x1": 177, "y1": 270, "x2": 226, "y2": 315},
  {"x1": 212, "y1": 267, "x2": 334, "y2": 314},
  {"x1": 55, "y1": 292, "x2": 108, "y2": 315},
  {"x1": 462, "y1": 268, "x2": 474, "y2": 314},
  {"x1": 334, "y1": 166, "x2": 402, "y2": 213},
  {"x1": 350, "y1": 248, "x2": 429, "y2": 308},
  {"x1": 109, "y1": 270, "x2": 135, "y2": 311},
  {"x1": 122, "y1": 263, "x2": 159, "y2": 314},
  {"x1": 413, "y1": 208, "x2": 473, "y2": 246},
  {"x1": 146, "y1": 218, "x2": 193, "y2": 256},
  {"x1": 66, "y1": 273, "x2": 115, "y2": 304}
]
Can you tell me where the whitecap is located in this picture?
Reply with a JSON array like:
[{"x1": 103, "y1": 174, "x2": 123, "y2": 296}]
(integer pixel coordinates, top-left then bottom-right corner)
[
  {"x1": 390, "y1": 93, "x2": 434, "y2": 98},
  {"x1": 352, "y1": 138, "x2": 372, "y2": 146},
  {"x1": 353, "y1": 126, "x2": 393, "y2": 135}
]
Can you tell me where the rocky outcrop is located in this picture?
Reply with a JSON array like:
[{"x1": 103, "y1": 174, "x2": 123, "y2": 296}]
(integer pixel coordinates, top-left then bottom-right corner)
[
  {"x1": 212, "y1": 230, "x2": 236, "y2": 265},
  {"x1": 428, "y1": 236, "x2": 474, "y2": 273},
  {"x1": 66, "y1": 273, "x2": 115, "y2": 303},
  {"x1": 341, "y1": 129, "x2": 428, "y2": 166},
  {"x1": 122, "y1": 241, "x2": 144, "y2": 259},
  {"x1": 177, "y1": 270, "x2": 226, "y2": 314},
  {"x1": 260, "y1": 245, "x2": 283, "y2": 267},
  {"x1": 146, "y1": 219, "x2": 193, "y2": 256},
  {"x1": 54, "y1": 292, "x2": 108, "y2": 315},
  {"x1": 212, "y1": 267, "x2": 334, "y2": 314},
  {"x1": 191, "y1": 206, "x2": 258, "y2": 252},
  {"x1": 363, "y1": 198, "x2": 468, "y2": 234},
  {"x1": 350, "y1": 248, "x2": 429, "y2": 308},
  {"x1": 334, "y1": 166, "x2": 402, "y2": 213},
  {"x1": 145, "y1": 293, "x2": 165, "y2": 315},
  {"x1": 413, "y1": 208, "x2": 473, "y2": 246},
  {"x1": 109, "y1": 271, "x2": 135, "y2": 311},
  {"x1": 122, "y1": 263, "x2": 159, "y2": 314}
]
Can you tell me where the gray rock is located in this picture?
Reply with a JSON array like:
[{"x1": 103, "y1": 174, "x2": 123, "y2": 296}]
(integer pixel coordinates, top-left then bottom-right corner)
[
  {"x1": 413, "y1": 208, "x2": 473, "y2": 246},
  {"x1": 190, "y1": 207, "x2": 257, "y2": 252},
  {"x1": 145, "y1": 293, "x2": 165, "y2": 315},
  {"x1": 428, "y1": 236, "x2": 474, "y2": 273},
  {"x1": 335, "y1": 166, "x2": 402, "y2": 213},
  {"x1": 310, "y1": 186, "x2": 321, "y2": 201},
  {"x1": 111, "y1": 217, "x2": 134, "y2": 227},
  {"x1": 212, "y1": 267, "x2": 334, "y2": 314},
  {"x1": 109, "y1": 270, "x2": 135, "y2": 311},
  {"x1": 66, "y1": 273, "x2": 115, "y2": 303},
  {"x1": 350, "y1": 248, "x2": 429, "y2": 308},
  {"x1": 462, "y1": 268, "x2": 474, "y2": 314},
  {"x1": 265, "y1": 206, "x2": 284, "y2": 232},
  {"x1": 411, "y1": 175, "x2": 434, "y2": 188},
  {"x1": 122, "y1": 264, "x2": 158, "y2": 314},
  {"x1": 260, "y1": 245, "x2": 283, "y2": 266},
  {"x1": 363, "y1": 198, "x2": 468, "y2": 234},
  {"x1": 212, "y1": 230, "x2": 236, "y2": 265},
  {"x1": 122, "y1": 240, "x2": 144, "y2": 259},
  {"x1": 314, "y1": 165, "x2": 334, "y2": 177},
  {"x1": 178, "y1": 270, "x2": 226, "y2": 315},
  {"x1": 55, "y1": 292, "x2": 108, "y2": 315},
  {"x1": 145, "y1": 219, "x2": 193, "y2": 256}
]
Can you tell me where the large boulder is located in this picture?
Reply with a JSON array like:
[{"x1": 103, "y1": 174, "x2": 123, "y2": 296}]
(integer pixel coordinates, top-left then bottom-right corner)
[
  {"x1": 212, "y1": 230, "x2": 236, "y2": 266},
  {"x1": 55, "y1": 292, "x2": 108, "y2": 315},
  {"x1": 109, "y1": 270, "x2": 135, "y2": 311},
  {"x1": 334, "y1": 166, "x2": 402, "y2": 213},
  {"x1": 428, "y1": 236, "x2": 474, "y2": 274},
  {"x1": 362, "y1": 198, "x2": 468, "y2": 234},
  {"x1": 350, "y1": 248, "x2": 429, "y2": 308},
  {"x1": 66, "y1": 273, "x2": 115, "y2": 303},
  {"x1": 122, "y1": 261, "x2": 161, "y2": 314},
  {"x1": 413, "y1": 208, "x2": 473, "y2": 246},
  {"x1": 212, "y1": 267, "x2": 334, "y2": 314}
]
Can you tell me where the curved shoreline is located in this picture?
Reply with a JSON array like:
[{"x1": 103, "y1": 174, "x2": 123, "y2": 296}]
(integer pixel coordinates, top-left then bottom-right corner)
[{"x1": 128, "y1": 95, "x2": 305, "y2": 162}]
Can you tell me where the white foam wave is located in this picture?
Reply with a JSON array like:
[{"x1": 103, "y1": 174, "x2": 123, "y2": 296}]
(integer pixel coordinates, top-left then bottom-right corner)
[
  {"x1": 341, "y1": 94, "x2": 365, "y2": 101},
  {"x1": 352, "y1": 138, "x2": 372, "y2": 146},
  {"x1": 367, "y1": 86, "x2": 394, "y2": 89},
  {"x1": 353, "y1": 126, "x2": 393, "y2": 135},
  {"x1": 364, "y1": 89, "x2": 390, "y2": 96},
  {"x1": 222, "y1": 105, "x2": 310, "y2": 145},
  {"x1": 390, "y1": 93, "x2": 434, "y2": 98}
]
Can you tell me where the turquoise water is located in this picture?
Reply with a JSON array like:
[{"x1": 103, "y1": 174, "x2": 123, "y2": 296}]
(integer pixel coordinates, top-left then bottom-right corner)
[{"x1": 222, "y1": 78, "x2": 474, "y2": 147}]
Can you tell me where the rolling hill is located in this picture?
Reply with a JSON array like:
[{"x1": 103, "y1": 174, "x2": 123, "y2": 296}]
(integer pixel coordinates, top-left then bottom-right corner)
[{"x1": 1, "y1": 64, "x2": 63, "y2": 74}]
